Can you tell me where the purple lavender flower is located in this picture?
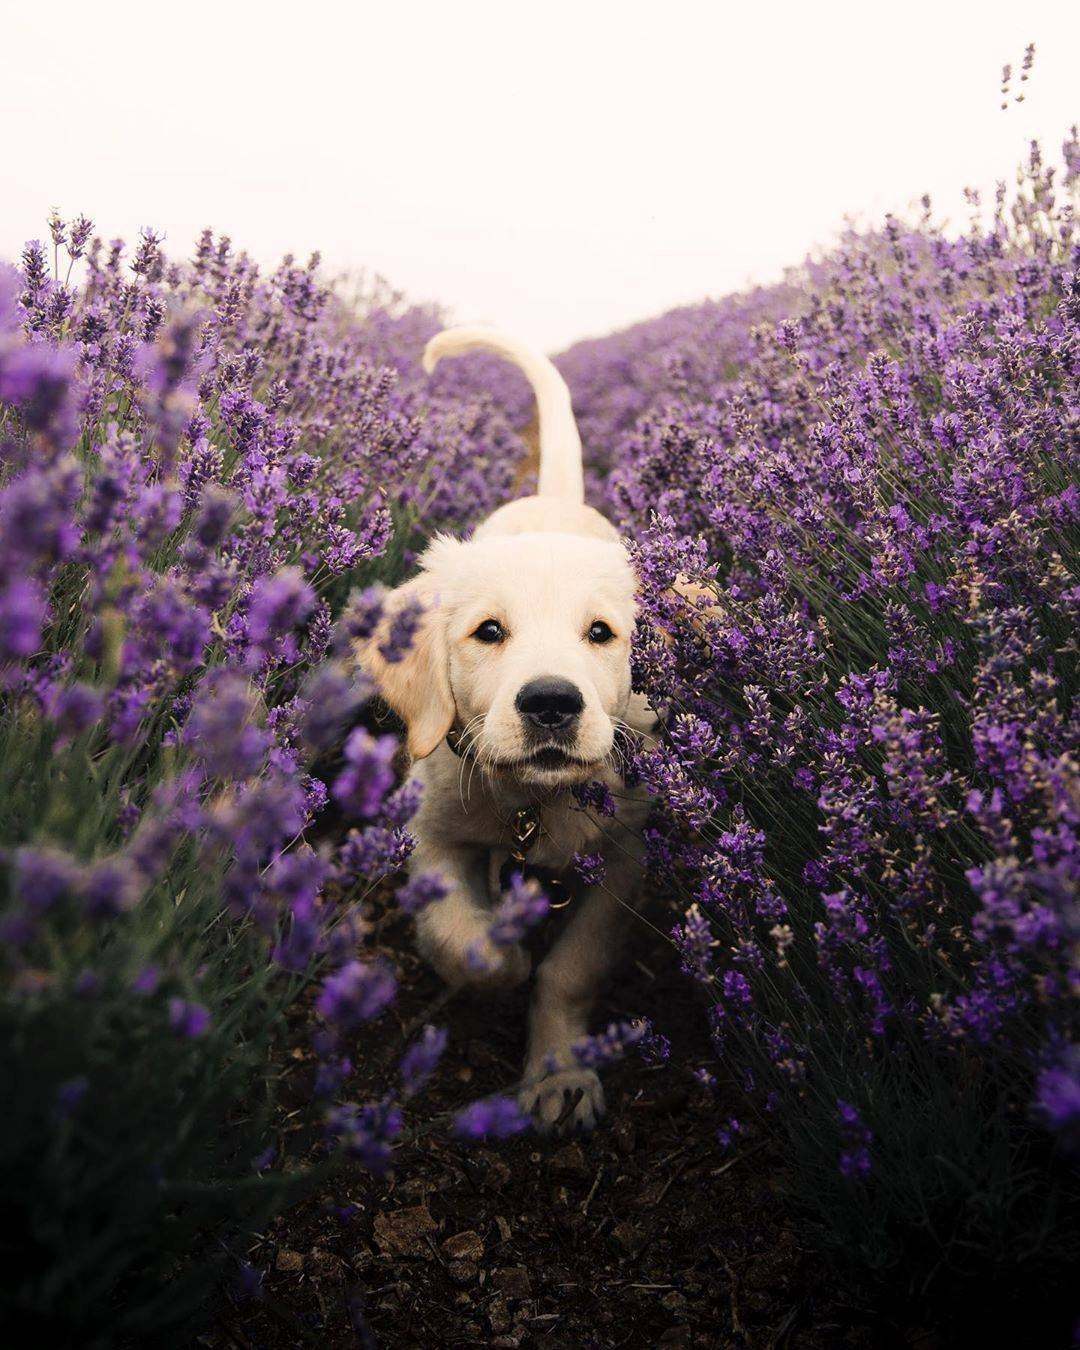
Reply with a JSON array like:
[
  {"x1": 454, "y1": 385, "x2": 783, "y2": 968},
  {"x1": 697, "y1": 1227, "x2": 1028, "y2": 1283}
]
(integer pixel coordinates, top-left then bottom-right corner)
[
  {"x1": 487, "y1": 872, "x2": 549, "y2": 947},
  {"x1": 190, "y1": 484, "x2": 236, "y2": 548},
  {"x1": 14, "y1": 847, "x2": 78, "y2": 912},
  {"x1": 836, "y1": 1100, "x2": 873, "y2": 1180},
  {"x1": 246, "y1": 567, "x2": 315, "y2": 648},
  {"x1": 131, "y1": 964, "x2": 162, "y2": 995},
  {"x1": 313, "y1": 1050, "x2": 354, "y2": 1101},
  {"x1": 716, "y1": 1117, "x2": 743, "y2": 1151},
  {"x1": 316, "y1": 960, "x2": 396, "y2": 1031},
  {"x1": 572, "y1": 779, "x2": 617, "y2": 817},
  {"x1": 0, "y1": 908, "x2": 37, "y2": 948},
  {"x1": 332, "y1": 728, "x2": 397, "y2": 819},
  {"x1": 130, "y1": 579, "x2": 209, "y2": 674},
  {"x1": 296, "y1": 662, "x2": 365, "y2": 754},
  {"x1": 81, "y1": 858, "x2": 142, "y2": 919},
  {"x1": 326, "y1": 1097, "x2": 402, "y2": 1173},
  {"x1": 572, "y1": 1019, "x2": 647, "y2": 1068},
  {"x1": 0, "y1": 337, "x2": 77, "y2": 443},
  {"x1": 0, "y1": 460, "x2": 81, "y2": 569},
  {"x1": 168, "y1": 998, "x2": 211, "y2": 1038},
  {"x1": 380, "y1": 777, "x2": 424, "y2": 827},
  {"x1": 1035, "y1": 1046, "x2": 1080, "y2": 1152},
  {"x1": 338, "y1": 823, "x2": 414, "y2": 879},
  {"x1": 395, "y1": 870, "x2": 448, "y2": 916},
  {"x1": 722, "y1": 969, "x2": 753, "y2": 1008},
  {"x1": 267, "y1": 848, "x2": 328, "y2": 972},
  {"x1": 642, "y1": 1028, "x2": 672, "y2": 1065},
  {"x1": 378, "y1": 596, "x2": 423, "y2": 664},
  {"x1": 571, "y1": 852, "x2": 607, "y2": 888},
  {"x1": 45, "y1": 681, "x2": 104, "y2": 740},
  {"x1": 453, "y1": 1095, "x2": 531, "y2": 1140},
  {"x1": 184, "y1": 671, "x2": 270, "y2": 780},
  {"x1": 67, "y1": 215, "x2": 93, "y2": 259},
  {"x1": 0, "y1": 578, "x2": 45, "y2": 663},
  {"x1": 132, "y1": 482, "x2": 183, "y2": 548},
  {"x1": 399, "y1": 1024, "x2": 448, "y2": 1096}
]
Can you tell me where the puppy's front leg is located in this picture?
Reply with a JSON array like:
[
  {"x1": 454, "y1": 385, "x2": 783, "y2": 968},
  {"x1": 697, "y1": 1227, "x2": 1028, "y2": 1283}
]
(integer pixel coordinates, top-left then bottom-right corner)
[
  {"x1": 411, "y1": 840, "x2": 530, "y2": 992},
  {"x1": 520, "y1": 849, "x2": 637, "y2": 1133}
]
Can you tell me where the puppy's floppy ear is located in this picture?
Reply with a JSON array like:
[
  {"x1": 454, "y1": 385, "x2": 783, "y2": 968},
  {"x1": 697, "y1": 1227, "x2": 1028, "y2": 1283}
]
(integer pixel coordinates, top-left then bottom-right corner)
[{"x1": 357, "y1": 548, "x2": 458, "y2": 759}]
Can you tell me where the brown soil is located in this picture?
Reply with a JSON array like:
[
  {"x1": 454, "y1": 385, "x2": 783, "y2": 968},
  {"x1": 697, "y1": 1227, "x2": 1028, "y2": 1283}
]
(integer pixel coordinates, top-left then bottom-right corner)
[{"x1": 206, "y1": 893, "x2": 902, "y2": 1350}]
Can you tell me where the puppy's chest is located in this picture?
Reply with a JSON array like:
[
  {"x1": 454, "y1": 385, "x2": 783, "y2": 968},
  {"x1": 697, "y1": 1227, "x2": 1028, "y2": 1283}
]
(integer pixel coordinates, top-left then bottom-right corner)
[{"x1": 528, "y1": 804, "x2": 604, "y2": 870}]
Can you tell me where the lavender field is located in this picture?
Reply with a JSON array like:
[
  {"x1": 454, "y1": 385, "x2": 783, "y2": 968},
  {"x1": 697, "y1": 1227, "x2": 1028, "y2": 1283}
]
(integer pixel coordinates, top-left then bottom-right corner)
[{"x1": 1, "y1": 131, "x2": 1078, "y2": 1346}]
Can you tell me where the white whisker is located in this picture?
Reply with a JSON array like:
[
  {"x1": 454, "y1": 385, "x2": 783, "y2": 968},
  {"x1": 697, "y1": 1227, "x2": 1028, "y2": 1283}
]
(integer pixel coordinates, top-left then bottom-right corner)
[{"x1": 455, "y1": 712, "x2": 486, "y2": 810}]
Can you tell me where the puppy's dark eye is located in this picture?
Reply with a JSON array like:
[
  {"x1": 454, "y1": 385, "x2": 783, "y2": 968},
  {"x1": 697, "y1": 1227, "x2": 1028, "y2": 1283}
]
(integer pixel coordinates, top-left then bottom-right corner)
[
  {"x1": 588, "y1": 620, "x2": 615, "y2": 644},
  {"x1": 472, "y1": 619, "x2": 506, "y2": 644}
]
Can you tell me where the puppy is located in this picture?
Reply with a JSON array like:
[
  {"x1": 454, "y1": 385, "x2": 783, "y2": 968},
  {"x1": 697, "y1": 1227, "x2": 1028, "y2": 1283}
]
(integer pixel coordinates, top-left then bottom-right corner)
[{"x1": 360, "y1": 328, "x2": 650, "y2": 1133}]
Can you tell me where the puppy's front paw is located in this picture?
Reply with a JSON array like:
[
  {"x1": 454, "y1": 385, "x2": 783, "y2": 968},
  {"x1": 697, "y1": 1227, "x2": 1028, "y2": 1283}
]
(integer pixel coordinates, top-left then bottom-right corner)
[
  {"x1": 519, "y1": 1067, "x2": 605, "y2": 1135},
  {"x1": 421, "y1": 910, "x2": 530, "y2": 992}
]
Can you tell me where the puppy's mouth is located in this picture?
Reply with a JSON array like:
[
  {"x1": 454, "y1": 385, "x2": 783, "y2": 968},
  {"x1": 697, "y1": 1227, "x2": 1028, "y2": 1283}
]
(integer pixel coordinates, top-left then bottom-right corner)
[
  {"x1": 527, "y1": 745, "x2": 582, "y2": 771},
  {"x1": 516, "y1": 744, "x2": 604, "y2": 782},
  {"x1": 485, "y1": 744, "x2": 600, "y2": 778}
]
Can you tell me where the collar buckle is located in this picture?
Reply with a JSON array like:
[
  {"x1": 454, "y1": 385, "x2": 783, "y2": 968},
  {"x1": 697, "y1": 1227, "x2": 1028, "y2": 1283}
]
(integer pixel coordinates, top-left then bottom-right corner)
[
  {"x1": 510, "y1": 806, "x2": 540, "y2": 858},
  {"x1": 490, "y1": 807, "x2": 574, "y2": 912}
]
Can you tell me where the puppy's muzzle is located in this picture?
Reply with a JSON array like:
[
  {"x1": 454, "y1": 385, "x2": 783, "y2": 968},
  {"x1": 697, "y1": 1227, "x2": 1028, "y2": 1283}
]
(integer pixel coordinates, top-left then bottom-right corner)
[{"x1": 515, "y1": 676, "x2": 583, "y2": 738}]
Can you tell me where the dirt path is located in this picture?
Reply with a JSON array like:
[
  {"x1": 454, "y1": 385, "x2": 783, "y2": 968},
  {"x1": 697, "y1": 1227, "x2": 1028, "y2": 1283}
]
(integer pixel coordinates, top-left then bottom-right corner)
[{"x1": 208, "y1": 893, "x2": 888, "y2": 1349}]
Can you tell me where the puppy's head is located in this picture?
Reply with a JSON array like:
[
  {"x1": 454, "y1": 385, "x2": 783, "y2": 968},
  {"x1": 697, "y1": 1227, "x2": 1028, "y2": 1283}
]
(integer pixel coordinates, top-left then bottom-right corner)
[{"x1": 361, "y1": 532, "x2": 637, "y2": 786}]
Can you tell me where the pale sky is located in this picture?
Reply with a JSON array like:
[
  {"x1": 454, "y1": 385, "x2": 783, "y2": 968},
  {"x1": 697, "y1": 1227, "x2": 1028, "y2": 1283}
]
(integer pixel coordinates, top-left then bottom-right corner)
[{"x1": 2, "y1": 1, "x2": 1077, "y2": 353}]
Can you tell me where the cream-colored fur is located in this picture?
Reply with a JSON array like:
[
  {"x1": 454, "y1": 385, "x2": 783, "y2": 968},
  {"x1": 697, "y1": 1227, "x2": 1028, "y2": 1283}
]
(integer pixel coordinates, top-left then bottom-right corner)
[{"x1": 359, "y1": 326, "x2": 651, "y2": 1133}]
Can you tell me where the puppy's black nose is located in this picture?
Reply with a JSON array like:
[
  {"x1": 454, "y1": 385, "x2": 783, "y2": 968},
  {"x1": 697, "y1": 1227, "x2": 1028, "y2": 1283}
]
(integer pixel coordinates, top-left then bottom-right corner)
[{"x1": 515, "y1": 677, "x2": 584, "y2": 733}]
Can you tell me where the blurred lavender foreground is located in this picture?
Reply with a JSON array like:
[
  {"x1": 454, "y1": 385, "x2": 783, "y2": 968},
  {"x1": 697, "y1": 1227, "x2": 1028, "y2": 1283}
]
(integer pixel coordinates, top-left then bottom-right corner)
[{"x1": 0, "y1": 130, "x2": 1078, "y2": 1341}]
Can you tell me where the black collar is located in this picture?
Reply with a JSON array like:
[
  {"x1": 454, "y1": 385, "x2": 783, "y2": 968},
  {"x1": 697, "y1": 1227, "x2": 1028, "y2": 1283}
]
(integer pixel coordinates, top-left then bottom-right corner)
[{"x1": 445, "y1": 725, "x2": 470, "y2": 759}]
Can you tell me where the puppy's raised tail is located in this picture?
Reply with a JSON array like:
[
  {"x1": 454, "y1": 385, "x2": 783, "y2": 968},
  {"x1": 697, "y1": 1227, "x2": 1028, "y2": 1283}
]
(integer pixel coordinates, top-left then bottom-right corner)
[{"x1": 422, "y1": 325, "x2": 584, "y2": 503}]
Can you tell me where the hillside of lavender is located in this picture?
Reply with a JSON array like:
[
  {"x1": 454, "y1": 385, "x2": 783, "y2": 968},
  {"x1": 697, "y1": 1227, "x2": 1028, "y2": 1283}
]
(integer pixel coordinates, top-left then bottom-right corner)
[{"x1": 1, "y1": 132, "x2": 1077, "y2": 1342}]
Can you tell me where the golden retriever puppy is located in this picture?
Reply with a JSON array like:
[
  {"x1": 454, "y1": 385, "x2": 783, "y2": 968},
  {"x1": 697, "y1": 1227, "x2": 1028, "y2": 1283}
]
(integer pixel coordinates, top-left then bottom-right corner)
[{"x1": 360, "y1": 328, "x2": 651, "y2": 1133}]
